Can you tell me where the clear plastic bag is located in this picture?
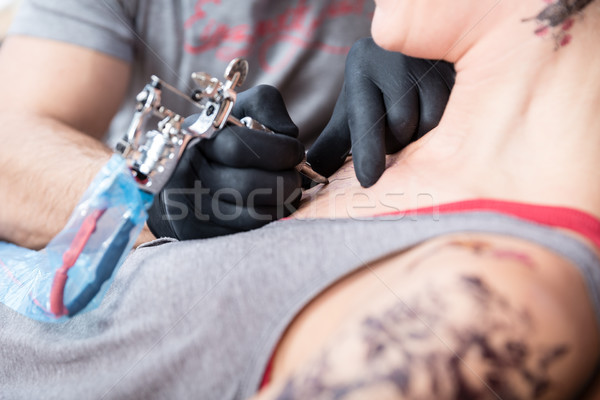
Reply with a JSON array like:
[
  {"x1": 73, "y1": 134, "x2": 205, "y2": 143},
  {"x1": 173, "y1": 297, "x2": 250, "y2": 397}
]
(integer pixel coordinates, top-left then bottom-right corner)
[{"x1": 0, "y1": 155, "x2": 153, "y2": 322}]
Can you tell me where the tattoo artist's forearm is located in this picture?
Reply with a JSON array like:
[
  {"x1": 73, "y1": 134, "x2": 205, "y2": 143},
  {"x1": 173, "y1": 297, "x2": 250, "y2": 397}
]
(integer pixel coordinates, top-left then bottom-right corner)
[{"x1": 0, "y1": 112, "x2": 111, "y2": 248}]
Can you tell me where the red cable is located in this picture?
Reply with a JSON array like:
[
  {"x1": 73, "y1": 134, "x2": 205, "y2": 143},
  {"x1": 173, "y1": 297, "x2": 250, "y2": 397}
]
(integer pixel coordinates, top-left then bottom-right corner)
[{"x1": 49, "y1": 208, "x2": 106, "y2": 317}]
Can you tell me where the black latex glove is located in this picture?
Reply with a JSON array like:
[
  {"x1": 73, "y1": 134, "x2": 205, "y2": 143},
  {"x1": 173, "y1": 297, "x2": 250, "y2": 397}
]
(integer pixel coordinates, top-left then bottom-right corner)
[
  {"x1": 307, "y1": 37, "x2": 455, "y2": 188},
  {"x1": 147, "y1": 85, "x2": 305, "y2": 240}
]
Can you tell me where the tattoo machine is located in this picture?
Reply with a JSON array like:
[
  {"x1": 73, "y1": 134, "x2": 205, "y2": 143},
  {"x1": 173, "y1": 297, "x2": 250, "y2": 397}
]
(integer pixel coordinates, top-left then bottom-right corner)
[
  {"x1": 0, "y1": 58, "x2": 326, "y2": 322},
  {"x1": 117, "y1": 57, "x2": 327, "y2": 192}
]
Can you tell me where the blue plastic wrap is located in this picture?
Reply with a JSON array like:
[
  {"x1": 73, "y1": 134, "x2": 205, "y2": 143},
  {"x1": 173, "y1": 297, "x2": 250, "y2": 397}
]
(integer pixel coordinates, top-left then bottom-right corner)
[{"x1": 0, "y1": 155, "x2": 153, "y2": 322}]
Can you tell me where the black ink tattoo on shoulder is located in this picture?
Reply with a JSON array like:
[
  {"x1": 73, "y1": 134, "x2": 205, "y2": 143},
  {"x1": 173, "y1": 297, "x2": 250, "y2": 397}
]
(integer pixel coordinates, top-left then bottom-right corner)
[
  {"x1": 273, "y1": 275, "x2": 571, "y2": 400},
  {"x1": 522, "y1": 0, "x2": 595, "y2": 49}
]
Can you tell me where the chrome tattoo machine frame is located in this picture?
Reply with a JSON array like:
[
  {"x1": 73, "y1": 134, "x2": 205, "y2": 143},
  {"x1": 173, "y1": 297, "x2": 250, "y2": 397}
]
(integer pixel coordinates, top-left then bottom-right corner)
[{"x1": 116, "y1": 58, "x2": 328, "y2": 195}]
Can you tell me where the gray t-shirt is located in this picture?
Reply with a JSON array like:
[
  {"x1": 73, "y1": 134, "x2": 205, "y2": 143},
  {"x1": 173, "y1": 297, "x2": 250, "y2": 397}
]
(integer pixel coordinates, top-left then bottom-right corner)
[
  {"x1": 8, "y1": 0, "x2": 375, "y2": 146},
  {"x1": 1, "y1": 212, "x2": 599, "y2": 399}
]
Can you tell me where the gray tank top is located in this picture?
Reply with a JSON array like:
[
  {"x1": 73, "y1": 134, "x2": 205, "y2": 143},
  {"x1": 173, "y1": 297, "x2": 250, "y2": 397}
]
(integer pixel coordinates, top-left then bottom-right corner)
[{"x1": 0, "y1": 212, "x2": 598, "y2": 399}]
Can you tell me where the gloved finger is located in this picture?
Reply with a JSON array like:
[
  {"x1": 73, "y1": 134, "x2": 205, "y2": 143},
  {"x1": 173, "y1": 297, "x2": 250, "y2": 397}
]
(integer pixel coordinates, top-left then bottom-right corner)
[
  {"x1": 430, "y1": 60, "x2": 456, "y2": 89},
  {"x1": 171, "y1": 219, "x2": 240, "y2": 240},
  {"x1": 232, "y1": 85, "x2": 299, "y2": 137},
  {"x1": 306, "y1": 84, "x2": 352, "y2": 178},
  {"x1": 193, "y1": 124, "x2": 304, "y2": 170},
  {"x1": 344, "y1": 70, "x2": 387, "y2": 188},
  {"x1": 381, "y1": 80, "x2": 420, "y2": 153},
  {"x1": 359, "y1": 45, "x2": 422, "y2": 154},
  {"x1": 147, "y1": 189, "x2": 241, "y2": 239},
  {"x1": 414, "y1": 60, "x2": 454, "y2": 139},
  {"x1": 148, "y1": 175, "x2": 301, "y2": 239},
  {"x1": 192, "y1": 155, "x2": 302, "y2": 206},
  {"x1": 146, "y1": 160, "x2": 243, "y2": 240},
  {"x1": 194, "y1": 188, "x2": 302, "y2": 231}
]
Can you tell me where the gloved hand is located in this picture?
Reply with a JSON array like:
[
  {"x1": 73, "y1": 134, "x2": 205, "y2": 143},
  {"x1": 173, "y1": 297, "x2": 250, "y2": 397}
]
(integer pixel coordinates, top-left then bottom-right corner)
[
  {"x1": 147, "y1": 85, "x2": 304, "y2": 240},
  {"x1": 307, "y1": 37, "x2": 455, "y2": 188}
]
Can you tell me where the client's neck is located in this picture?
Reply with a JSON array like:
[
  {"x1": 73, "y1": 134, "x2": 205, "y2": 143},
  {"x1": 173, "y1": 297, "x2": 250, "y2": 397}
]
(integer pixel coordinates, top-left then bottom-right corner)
[
  {"x1": 295, "y1": 6, "x2": 600, "y2": 220},
  {"x1": 402, "y1": 6, "x2": 600, "y2": 214},
  {"x1": 435, "y1": 8, "x2": 600, "y2": 168}
]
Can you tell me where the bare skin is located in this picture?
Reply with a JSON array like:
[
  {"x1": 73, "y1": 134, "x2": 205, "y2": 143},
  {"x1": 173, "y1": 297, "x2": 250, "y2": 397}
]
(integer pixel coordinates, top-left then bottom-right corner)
[{"x1": 250, "y1": 0, "x2": 600, "y2": 398}]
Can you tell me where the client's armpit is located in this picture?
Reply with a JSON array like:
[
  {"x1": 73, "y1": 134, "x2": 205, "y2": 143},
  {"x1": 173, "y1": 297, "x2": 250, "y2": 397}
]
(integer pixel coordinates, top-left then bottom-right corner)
[{"x1": 258, "y1": 235, "x2": 598, "y2": 400}]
